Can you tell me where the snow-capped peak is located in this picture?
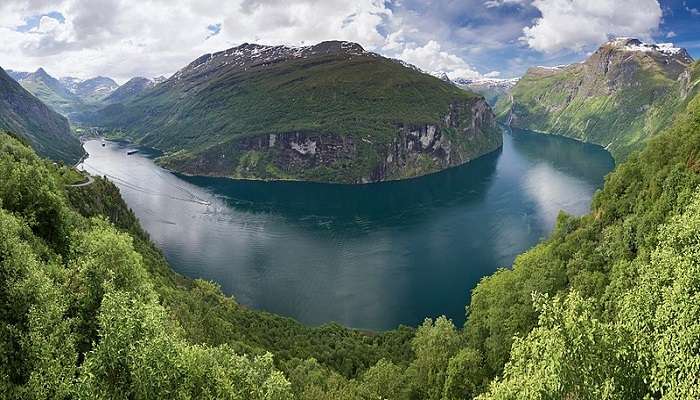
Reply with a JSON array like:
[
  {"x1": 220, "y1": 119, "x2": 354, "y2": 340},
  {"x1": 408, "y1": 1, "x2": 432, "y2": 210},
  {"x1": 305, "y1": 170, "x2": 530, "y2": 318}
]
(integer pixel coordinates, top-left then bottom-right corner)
[
  {"x1": 607, "y1": 37, "x2": 690, "y2": 59},
  {"x1": 172, "y1": 40, "x2": 369, "y2": 80}
]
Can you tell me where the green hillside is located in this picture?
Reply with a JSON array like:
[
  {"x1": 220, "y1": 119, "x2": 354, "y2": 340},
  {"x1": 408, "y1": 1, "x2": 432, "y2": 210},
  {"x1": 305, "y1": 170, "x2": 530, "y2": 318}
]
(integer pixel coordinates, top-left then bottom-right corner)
[
  {"x1": 3, "y1": 62, "x2": 700, "y2": 397},
  {"x1": 92, "y1": 41, "x2": 501, "y2": 183},
  {"x1": 497, "y1": 38, "x2": 698, "y2": 160},
  {"x1": 0, "y1": 67, "x2": 83, "y2": 163},
  {"x1": 474, "y1": 84, "x2": 700, "y2": 399}
]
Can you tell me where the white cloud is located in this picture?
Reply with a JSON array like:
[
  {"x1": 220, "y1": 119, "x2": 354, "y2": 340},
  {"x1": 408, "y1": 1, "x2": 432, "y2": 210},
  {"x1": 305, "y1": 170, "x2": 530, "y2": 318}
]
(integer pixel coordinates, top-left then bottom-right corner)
[
  {"x1": 0, "y1": 0, "x2": 395, "y2": 81},
  {"x1": 0, "y1": 0, "x2": 512, "y2": 81},
  {"x1": 395, "y1": 40, "x2": 483, "y2": 79},
  {"x1": 666, "y1": 31, "x2": 677, "y2": 38},
  {"x1": 522, "y1": 0, "x2": 662, "y2": 53},
  {"x1": 484, "y1": 0, "x2": 528, "y2": 8},
  {"x1": 685, "y1": 1, "x2": 700, "y2": 16}
]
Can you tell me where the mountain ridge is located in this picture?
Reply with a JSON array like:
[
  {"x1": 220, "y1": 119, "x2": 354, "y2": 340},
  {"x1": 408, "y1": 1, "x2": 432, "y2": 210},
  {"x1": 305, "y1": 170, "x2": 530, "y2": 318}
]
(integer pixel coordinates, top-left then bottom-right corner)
[
  {"x1": 496, "y1": 37, "x2": 697, "y2": 159},
  {"x1": 90, "y1": 40, "x2": 502, "y2": 183}
]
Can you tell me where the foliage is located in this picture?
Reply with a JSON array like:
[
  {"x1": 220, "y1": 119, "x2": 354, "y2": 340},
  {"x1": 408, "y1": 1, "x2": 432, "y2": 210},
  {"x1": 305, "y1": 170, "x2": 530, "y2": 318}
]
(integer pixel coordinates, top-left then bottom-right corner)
[
  {"x1": 472, "y1": 76, "x2": 700, "y2": 398},
  {"x1": 479, "y1": 188, "x2": 700, "y2": 399},
  {"x1": 0, "y1": 132, "x2": 293, "y2": 399},
  {"x1": 3, "y1": 60, "x2": 700, "y2": 398}
]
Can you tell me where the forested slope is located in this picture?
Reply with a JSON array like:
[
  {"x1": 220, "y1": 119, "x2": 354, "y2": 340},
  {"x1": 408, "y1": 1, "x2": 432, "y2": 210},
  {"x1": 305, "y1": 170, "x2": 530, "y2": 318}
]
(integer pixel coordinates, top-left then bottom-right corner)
[
  {"x1": 471, "y1": 85, "x2": 700, "y2": 398},
  {"x1": 0, "y1": 130, "x2": 420, "y2": 398},
  {"x1": 2, "y1": 71, "x2": 700, "y2": 398}
]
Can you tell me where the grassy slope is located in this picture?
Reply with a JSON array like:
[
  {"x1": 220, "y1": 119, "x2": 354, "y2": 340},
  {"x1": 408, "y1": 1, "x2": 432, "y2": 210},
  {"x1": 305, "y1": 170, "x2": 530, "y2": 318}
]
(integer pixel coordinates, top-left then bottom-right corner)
[
  {"x1": 17, "y1": 73, "x2": 89, "y2": 118},
  {"x1": 104, "y1": 54, "x2": 477, "y2": 149},
  {"x1": 20, "y1": 79, "x2": 82, "y2": 115},
  {"x1": 497, "y1": 60, "x2": 699, "y2": 161}
]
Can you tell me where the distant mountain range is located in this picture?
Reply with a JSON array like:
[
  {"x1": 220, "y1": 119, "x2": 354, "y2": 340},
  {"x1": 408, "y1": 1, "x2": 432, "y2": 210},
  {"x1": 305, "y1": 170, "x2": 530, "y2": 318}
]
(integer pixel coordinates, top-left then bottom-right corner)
[
  {"x1": 0, "y1": 66, "x2": 83, "y2": 163},
  {"x1": 7, "y1": 37, "x2": 695, "y2": 171},
  {"x1": 102, "y1": 76, "x2": 166, "y2": 105},
  {"x1": 6, "y1": 68, "x2": 165, "y2": 121},
  {"x1": 60, "y1": 76, "x2": 119, "y2": 103},
  {"x1": 496, "y1": 38, "x2": 698, "y2": 160},
  {"x1": 88, "y1": 40, "x2": 502, "y2": 183},
  {"x1": 7, "y1": 68, "x2": 86, "y2": 118},
  {"x1": 452, "y1": 77, "x2": 519, "y2": 107}
]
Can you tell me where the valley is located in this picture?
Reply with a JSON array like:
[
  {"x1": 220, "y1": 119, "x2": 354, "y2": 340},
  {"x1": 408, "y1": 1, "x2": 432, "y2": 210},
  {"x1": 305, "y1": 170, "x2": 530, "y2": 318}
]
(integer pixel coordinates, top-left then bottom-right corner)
[
  {"x1": 78, "y1": 131, "x2": 613, "y2": 329},
  {"x1": 2, "y1": 2, "x2": 700, "y2": 393}
]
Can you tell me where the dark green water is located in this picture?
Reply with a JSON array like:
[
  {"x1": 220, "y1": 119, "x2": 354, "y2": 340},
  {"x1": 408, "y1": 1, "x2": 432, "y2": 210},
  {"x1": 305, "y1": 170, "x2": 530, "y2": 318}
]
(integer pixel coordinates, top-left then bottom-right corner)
[{"x1": 80, "y1": 129, "x2": 614, "y2": 330}]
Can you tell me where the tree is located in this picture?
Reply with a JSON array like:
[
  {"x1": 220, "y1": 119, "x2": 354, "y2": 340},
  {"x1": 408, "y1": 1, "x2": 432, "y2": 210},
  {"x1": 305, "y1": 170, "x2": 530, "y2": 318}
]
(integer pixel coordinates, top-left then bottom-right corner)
[
  {"x1": 618, "y1": 192, "x2": 700, "y2": 399},
  {"x1": 79, "y1": 291, "x2": 292, "y2": 399},
  {"x1": 442, "y1": 348, "x2": 485, "y2": 400},
  {"x1": 361, "y1": 358, "x2": 408, "y2": 400},
  {"x1": 478, "y1": 292, "x2": 643, "y2": 400},
  {"x1": 409, "y1": 317, "x2": 461, "y2": 400}
]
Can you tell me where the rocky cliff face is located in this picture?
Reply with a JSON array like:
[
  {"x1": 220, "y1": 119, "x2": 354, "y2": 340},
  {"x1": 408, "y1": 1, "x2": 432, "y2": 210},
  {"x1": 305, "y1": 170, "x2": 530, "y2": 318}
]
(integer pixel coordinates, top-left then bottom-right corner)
[
  {"x1": 497, "y1": 38, "x2": 696, "y2": 160},
  {"x1": 160, "y1": 97, "x2": 500, "y2": 184}
]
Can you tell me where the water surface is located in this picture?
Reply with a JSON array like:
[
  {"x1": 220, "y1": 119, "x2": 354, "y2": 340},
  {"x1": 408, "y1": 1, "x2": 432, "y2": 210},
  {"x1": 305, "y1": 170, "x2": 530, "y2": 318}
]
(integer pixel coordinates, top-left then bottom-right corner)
[{"x1": 80, "y1": 130, "x2": 614, "y2": 330}]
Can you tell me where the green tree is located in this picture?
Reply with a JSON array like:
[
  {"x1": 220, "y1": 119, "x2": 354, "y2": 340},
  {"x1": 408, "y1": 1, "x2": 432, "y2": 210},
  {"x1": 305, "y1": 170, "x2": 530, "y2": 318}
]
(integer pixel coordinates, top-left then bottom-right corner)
[
  {"x1": 0, "y1": 209, "x2": 78, "y2": 399},
  {"x1": 361, "y1": 358, "x2": 408, "y2": 400},
  {"x1": 409, "y1": 316, "x2": 461, "y2": 400},
  {"x1": 442, "y1": 348, "x2": 486, "y2": 400},
  {"x1": 619, "y1": 192, "x2": 700, "y2": 399},
  {"x1": 478, "y1": 291, "x2": 644, "y2": 400},
  {"x1": 79, "y1": 291, "x2": 292, "y2": 399}
]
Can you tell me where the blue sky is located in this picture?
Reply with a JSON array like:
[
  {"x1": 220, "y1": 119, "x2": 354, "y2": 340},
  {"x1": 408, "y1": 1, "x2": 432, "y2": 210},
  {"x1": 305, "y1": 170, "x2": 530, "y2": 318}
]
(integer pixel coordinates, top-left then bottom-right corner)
[
  {"x1": 382, "y1": 0, "x2": 700, "y2": 78},
  {"x1": 0, "y1": 0, "x2": 697, "y2": 81}
]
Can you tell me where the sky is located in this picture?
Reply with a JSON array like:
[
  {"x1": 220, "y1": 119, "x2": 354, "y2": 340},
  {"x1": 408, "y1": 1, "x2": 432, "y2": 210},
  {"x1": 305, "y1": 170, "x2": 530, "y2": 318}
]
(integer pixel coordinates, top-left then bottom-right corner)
[{"x1": 0, "y1": 0, "x2": 699, "y2": 83}]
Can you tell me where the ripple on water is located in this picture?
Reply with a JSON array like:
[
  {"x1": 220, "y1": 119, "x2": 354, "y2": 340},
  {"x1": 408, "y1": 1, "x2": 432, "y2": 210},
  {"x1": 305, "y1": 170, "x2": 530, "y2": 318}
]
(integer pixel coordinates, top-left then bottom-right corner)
[{"x1": 80, "y1": 131, "x2": 614, "y2": 330}]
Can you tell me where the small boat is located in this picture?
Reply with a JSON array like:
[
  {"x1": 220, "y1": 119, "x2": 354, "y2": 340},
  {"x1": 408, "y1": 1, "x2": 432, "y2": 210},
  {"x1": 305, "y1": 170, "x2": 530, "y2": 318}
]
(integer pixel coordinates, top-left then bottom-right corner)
[
  {"x1": 101, "y1": 143, "x2": 106, "y2": 147},
  {"x1": 127, "y1": 150, "x2": 139, "y2": 155}
]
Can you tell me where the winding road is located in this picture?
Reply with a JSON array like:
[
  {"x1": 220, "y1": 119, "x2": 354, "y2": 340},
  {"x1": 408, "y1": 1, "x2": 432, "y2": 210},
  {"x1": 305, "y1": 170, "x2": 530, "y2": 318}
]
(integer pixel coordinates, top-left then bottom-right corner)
[{"x1": 66, "y1": 174, "x2": 94, "y2": 188}]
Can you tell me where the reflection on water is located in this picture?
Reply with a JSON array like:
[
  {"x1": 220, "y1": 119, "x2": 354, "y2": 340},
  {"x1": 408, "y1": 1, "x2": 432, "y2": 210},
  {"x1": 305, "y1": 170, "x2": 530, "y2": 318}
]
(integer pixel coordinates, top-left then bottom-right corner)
[{"x1": 80, "y1": 129, "x2": 614, "y2": 330}]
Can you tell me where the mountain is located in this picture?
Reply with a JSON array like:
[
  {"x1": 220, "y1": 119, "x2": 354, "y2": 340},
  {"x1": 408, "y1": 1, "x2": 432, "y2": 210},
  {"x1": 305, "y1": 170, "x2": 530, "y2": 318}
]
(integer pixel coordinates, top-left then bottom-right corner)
[
  {"x1": 496, "y1": 38, "x2": 697, "y2": 160},
  {"x1": 6, "y1": 69, "x2": 30, "y2": 81},
  {"x1": 92, "y1": 40, "x2": 502, "y2": 183},
  {"x1": 4, "y1": 55, "x2": 700, "y2": 398},
  {"x1": 454, "y1": 77, "x2": 519, "y2": 107},
  {"x1": 0, "y1": 66, "x2": 82, "y2": 163},
  {"x1": 9, "y1": 69, "x2": 118, "y2": 118},
  {"x1": 59, "y1": 76, "x2": 83, "y2": 93},
  {"x1": 64, "y1": 76, "x2": 119, "y2": 103},
  {"x1": 103, "y1": 76, "x2": 158, "y2": 104},
  {"x1": 10, "y1": 67, "x2": 86, "y2": 118},
  {"x1": 152, "y1": 75, "x2": 167, "y2": 84}
]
